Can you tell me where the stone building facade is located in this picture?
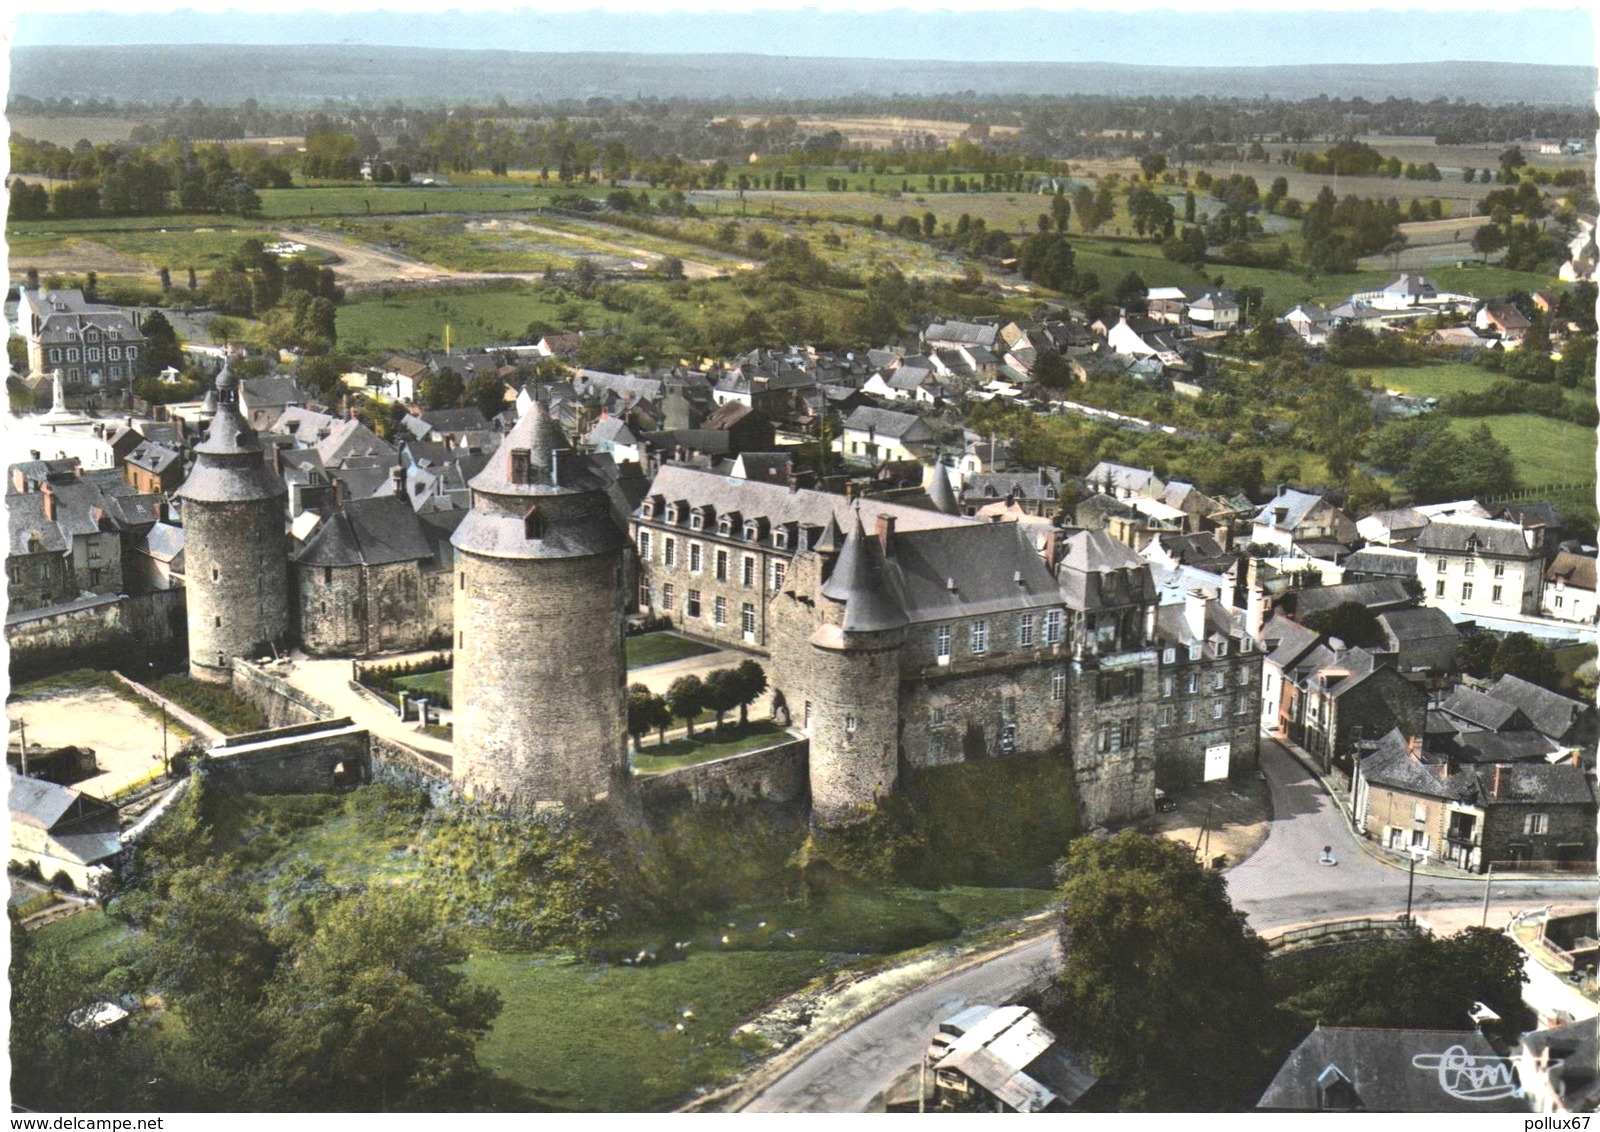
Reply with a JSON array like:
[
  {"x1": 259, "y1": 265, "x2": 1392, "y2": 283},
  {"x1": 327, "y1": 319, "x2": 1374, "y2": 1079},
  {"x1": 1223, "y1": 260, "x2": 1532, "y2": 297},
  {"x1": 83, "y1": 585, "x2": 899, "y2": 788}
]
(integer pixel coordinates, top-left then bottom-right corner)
[
  {"x1": 174, "y1": 365, "x2": 291, "y2": 682},
  {"x1": 1152, "y1": 591, "x2": 1263, "y2": 788},
  {"x1": 633, "y1": 463, "x2": 971, "y2": 652},
  {"x1": 450, "y1": 401, "x2": 629, "y2": 811}
]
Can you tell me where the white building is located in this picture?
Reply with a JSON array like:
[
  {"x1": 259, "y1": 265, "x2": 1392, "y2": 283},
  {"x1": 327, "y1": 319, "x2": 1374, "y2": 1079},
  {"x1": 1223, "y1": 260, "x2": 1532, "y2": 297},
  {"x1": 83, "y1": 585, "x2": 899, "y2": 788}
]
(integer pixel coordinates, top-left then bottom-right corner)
[
  {"x1": 1543, "y1": 552, "x2": 1597, "y2": 625},
  {"x1": 1415, "y1": 518, "x2": 1543, "y2": 618}
]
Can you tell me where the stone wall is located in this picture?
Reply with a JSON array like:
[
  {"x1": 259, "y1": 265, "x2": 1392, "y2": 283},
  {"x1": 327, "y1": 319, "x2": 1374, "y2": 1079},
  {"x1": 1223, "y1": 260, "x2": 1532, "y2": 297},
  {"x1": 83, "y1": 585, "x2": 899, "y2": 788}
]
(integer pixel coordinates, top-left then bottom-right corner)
[
  {"x1": 229, "y1": 658, "x2": 334, "y2": 728},
  {"x1": 184, "y1": 495, "x2": 290, "y2": 682},
  {"x1": 110, "y1": 671, "x2": 224, "y2": 743},
  {"x1": 1153, "y1": 648, "x2": 1263, "y2": 787},
  {"x1": 1067, "y1": 651, "x2": 1160, "y2": 827},
  {"x1": 295, "y1": 560, "x2": 452, "y2": 657},
  {"x1": 633, "y1": 738, "x2": 808, "y2": 808},
  {"x1": 204, "y1": 721, "x2": 370, "y2": 794},
  {"x1": 369, "y1": 734, "x2": 454, "y2": 800},
  {"x1": 7, "y1": 589, "x2": 188, "y2": 680}
]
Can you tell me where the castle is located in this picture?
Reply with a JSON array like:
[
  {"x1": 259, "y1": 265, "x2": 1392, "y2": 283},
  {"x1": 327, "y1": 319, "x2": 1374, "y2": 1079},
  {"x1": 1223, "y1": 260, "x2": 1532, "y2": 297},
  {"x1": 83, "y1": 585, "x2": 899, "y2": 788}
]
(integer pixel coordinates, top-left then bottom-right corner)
[{"x1": 172, "y1": 370, "x2": 1259, "y2": 827}]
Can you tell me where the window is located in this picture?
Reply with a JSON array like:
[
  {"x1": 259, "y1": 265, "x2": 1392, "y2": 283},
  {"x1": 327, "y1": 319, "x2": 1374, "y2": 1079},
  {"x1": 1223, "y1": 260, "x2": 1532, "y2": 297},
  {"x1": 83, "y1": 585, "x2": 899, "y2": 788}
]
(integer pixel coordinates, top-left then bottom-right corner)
[
  {"x1": 1212, "y1": 700, "x2": 1224, "y2": 720},
  {"x1": 1162, "y1": 675, "x2": 1174, "y2": 697},
  {"x1": 1556, "y1": 596, "x2": 1565, "y2": 609},
  {"x1": 689, "y1": 543, "x2": 703, "y2": 574},
  {"x1": 1184, "y1": 703, "x2": 1195, "y2": 723},
  {"x1": 714, "y1": 549, "x2": 728, "y2": 582},
  {"x1": 1464, "y1": 559, "x2": 1475, "y2": 576},
  {"x1": 639, "y1": 582, "x2": 652, "y2": 608},
  {"x1": 744, "y1": 521, "x2": 760, "y2": 542},
  {"x1": 458, "y1": 631, "x2": 463, "y2": 648},
  {"x1": 212, "y1": 566, "x2": 219, "y2": 581},
  {"x1": 1188, "y1": 643, "x2": 1202, "y2": 661},
  {"x1": 1121, "y1": 719, "x2": 1136, "y2": 748},
  {"x1": 713, "y1": 596, "x2": 727, "y2": 626},
  {"x1": 664, "y1": 537, "x2": 677, "y2": 568},
  {"x1": 1241, "y1": 635, "x2": 1253, "y2": 653},
  {"x1": 931, "y1": 705, "x2": 946, "y2": 726},
  {"x1": 1098, "y1": 723, "x2": 1113, "y2": 753},
  {"x1": 1212, "y1": 671, "x2": 1225, "y2": 691},
  {"x1": 1492, "y1": 585, "x2": 1503, "y2": 604},
  {"x1": 459, "y1": 571, "x2": 465, "y2": 591},
  {"x1": 1435, "y1": 580, "x2": 1446, "y2": 598},
  {"x1": 970, "y1": 620, "x2": 989, "y2": 655},
  {"x1": 1160, "y1": 705, "x2": 1174, "y2": 726},
  {"x1": 322, "y1": 565, "x2": 331, "y2": 584},
  {"x1": 1051, "y1": 672, "x2": 1066, "y2": 702},
  {"x1": 637, "y1": 530, "x2": 652, "y2": 560},
  {"x1": 87, "y1": 348, "x2": 101, "y2": 362},
  {"x1": 844, "y1": 715, "x2": 857, "y2": 736},
  {"x1": 1043, "y1": 609, "x2": 1063, "y2": 644},
  {"x1": 741, "y1": 602, "x2": 756, "y2": 637},
  {"x1": 1525, "y1": 813, "x2": 1549, "y2": 836},
  {"x1": 1018, "y1": 613, "x2": 1036, "y2": 647},
  {"x1": 1436, "y1": 557, "x2": 1449, "y2": 572},
  {"x1": 690, "y1": 509, "x2": 705, "y2": 531},
  {"x1": 1186, "y1": 673, "x2": 1199, "y2": 694},
  {"x1": 108, "y1": 347, "x2": 120, "y2": 361},
  {"x1": 687, "y1": 589, "x2": 702, "y2": 618},
  {"x1": 48, "y1": 348, "x2": 60, "y2": 363},
  {"x1": 929, "y1": 731, "x2": 945, "y2": 758},
  {"x1": 1414, "y1": 801, "x2": 1427, "y2": 823},
  {"x1": 1236, "y1": 693, "x2": 1248, "y2": 715},
  {"x1": 742, "y1": 556, "x2": 756, "y2": 587},
  {"x1": 1163, "y1": 647, "x2": 1176, "y2": 664},
  {"x1": 1493, "y1": 562, "x2": 1506, "y2": 578},
  {"x1": 769, "y1": 560, "x2": 786, "y2": 591},
  {"x1": 1000, "y1": 723, "x2": 1017, "y2": 753},
  {"x1": 1461, "y1": 582, "x2": 1473, "y2": 601},
  {"x1": 717, "y1": 516, "x2": 732, "y2": 537},
  {"x1": 936, "y1": 625, "x2": 952, "y2": 661},
  {"x1": 1238, "y1": 666, "x2": 1250, "y2": 685},
  {"x1": 126, "y1": 347, "x2": 136, "y2": 359},
  {"x1": 662, "y1": 582, "x2": 675, "y2": 609},
  {"x1": 214, "y1": 615, "x2": 222, "y2": 627},
  {"x1": 772, "y1": 528, "x2": 788, "y2": 550}
]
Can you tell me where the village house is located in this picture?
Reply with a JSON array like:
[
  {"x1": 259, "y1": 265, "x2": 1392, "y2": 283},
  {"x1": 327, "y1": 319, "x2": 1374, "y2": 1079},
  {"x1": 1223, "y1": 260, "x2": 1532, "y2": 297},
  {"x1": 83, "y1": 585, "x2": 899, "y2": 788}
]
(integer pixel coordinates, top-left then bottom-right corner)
[
  {"x1": 1151, "y1": 589, "x2": 1262, "y2": 788},
  {"x1": 839, "y1": 405, "x2": 940, "y2": 465},
  {"x1": 9, "y1": 776, "x2": 121, "y2": 893},
  {"x1": 1476, "y1": 300, "x2": 1533, "y2": 347},
  {"x1": 1258, "y1": 1027, "x2": 1527, "y2": 1112},
  {"x1": 921, "y1": 1005, "x2": 1096, "y2": 1112},
  {"x1": 1543, "y1": 551, "x2": 1597, "y2": 624},
  {"x1": 1414, "y1": 518, "x2": 1543, "y2": 618},
  {"x1": 14, "y1": 287, "x2": 148, "y2": 394},
  {"x1": 1281, "y1": 641, "x2": 1427, "y2": 774},
  {"x1": 1249, "y1": 488, "x2": 1358, "y2": 556}
]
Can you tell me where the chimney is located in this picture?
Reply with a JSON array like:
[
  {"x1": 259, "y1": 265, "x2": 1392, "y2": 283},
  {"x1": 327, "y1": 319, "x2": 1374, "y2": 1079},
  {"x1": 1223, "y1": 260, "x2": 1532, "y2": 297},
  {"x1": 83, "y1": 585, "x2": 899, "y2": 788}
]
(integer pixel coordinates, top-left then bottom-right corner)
[
  {"x1": 29, "y1": 450, "x2": 40, "y2": 461},
  {"x1": 391, "y1": 466, "x2": 405, "y2": 497},
  {"x1": 1043, "y1": 527, "x2": 1061, "y2": 571},
  {"x1": 331, "y1": 478, "x2": 345, "y2": 512},
  {"x1": 1406, "y1": 734, "x2": 1422, "y2": 762},
  {"x1": 269, "y1": 443, "x2": 283, "y2": 476},
  {"x1": 787, "y1": 470, "x2": 799, "y2": 494},
  {"x1": 11, "y1": 468, "x2": 26, "y2": 495},
  {"x1": 1492, "y1": 764, "x2": 1502, "y2": 798},
  {"x1": 40, "y1": 482, "x2": 55, "y2": 522},
  {"x1": 875, "y1": 514, "x2": 896, "y2": 556},
  {"x1": 1184, "y1": 587, "x2": 1208, "y2": 640}
]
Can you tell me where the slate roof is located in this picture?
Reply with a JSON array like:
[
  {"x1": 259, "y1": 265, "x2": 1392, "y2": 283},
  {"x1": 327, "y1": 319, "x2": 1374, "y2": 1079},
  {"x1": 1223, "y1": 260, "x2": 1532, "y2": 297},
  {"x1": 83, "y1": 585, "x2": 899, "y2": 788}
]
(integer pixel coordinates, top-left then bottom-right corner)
[
  {"x1": 925, "y1": 461, "x2": 962, "y2": 516},
  {"x1": 1282, "y1": 579, "x2": 1416, "y2": 619},
  {"x1": 292, "y1": 494, "x2": 436, "y2": 568},
  {"x1": 1261, "y1": 613, "x2": 1325, "y2": 669},
  {"x1": 241, "y1": 375, "x2": 308, "y2": 409},
  {"x1": 1453, "y1": 730, "x2": 1559, "y2": 764},
  {"x1": 841, "y1": 404, "x2": 934, "y2": 441},
  {"x1": 1084, "y1": 461, "x2": 1161, "y2": 496},
  {"x1": 934, "y1": 1005, "x2": 1096, "y2": 1112},
  {"x1": 8, "y1": 492, "x2": 73, "y2": 557},
  {"x1": 1153, "y1": 598, "x2": 1245, "y2": 645},
  {"x1": 1342, "y1": 548, "x2": 1420, "y2": 578},
  {"x1": 1486, "y1": 675, "x2": 1591, "y2": 743},
  {"x1": 924, "y1": 320, "x2": 998, "y2": 348},
  {"x1": 177, "y1": 366, "x2": 287, "y2": 503},
  {"x1": 140, "y1": 522, "x2": 186, "y2": 563},
  {"x1": 1415, "y1": 520, "x2": 1536, "y2": 558},
  {"x1": 1521, "y1": 1015, "x2": 1600, "y2": 1112},
  {"x1": 1439, "y1": 686, "x2": 1527, "y2": 732},
  {"x1": 1255, "y1": 488, "x2": 1330, "y2": 532},
  {"x1": 420, "y1": 407, "x2": 491, "y2": 434},
  {"x1": 1057, "y1": 530, "x2": 1154, "y2": 612},
  {"x1": 10, "y1": 775, "x2": 82, "y2": 829},
  {"x1": 125, "y1": 440, "x2": 181, "y2": 476},
  {"x1": 961, "y1": 468, "x2": 1065, "y2": 504},
  {"x1": 1375, "y1": 607, "x2": 1459, "y2": 672},
  {"x1": 587, "y1": 416, "x2": 638, "y2": 448},
  {"x1": 1455, "y1": 760, "x2": 1593, "y2": 806},
  {"x1": 1258, "y1": 1027, "x2": 1526, "y2": 1112},
  {"x1": 1357, "y1": 729, "x2": 1457, "y2": 799}
]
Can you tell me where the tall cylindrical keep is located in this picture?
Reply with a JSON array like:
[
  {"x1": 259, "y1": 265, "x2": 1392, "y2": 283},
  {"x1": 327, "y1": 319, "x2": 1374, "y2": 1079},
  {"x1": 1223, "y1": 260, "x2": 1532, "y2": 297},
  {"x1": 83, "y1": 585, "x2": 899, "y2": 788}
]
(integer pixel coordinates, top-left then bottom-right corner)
[
  {"x1": 175, "y1": 365, "x2": 288, "y2": 683},
  {"x1": 451, "y1": 402, "x2": 628, "y2": 810}
]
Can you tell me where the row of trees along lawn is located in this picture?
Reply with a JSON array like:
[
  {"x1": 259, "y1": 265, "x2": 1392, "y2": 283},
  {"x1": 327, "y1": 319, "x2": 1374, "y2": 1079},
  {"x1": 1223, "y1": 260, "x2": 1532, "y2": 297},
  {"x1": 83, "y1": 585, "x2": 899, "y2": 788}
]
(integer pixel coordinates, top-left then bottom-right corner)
[{"x1": 628, "y1": 660, "x2": 769, "y2": 749}]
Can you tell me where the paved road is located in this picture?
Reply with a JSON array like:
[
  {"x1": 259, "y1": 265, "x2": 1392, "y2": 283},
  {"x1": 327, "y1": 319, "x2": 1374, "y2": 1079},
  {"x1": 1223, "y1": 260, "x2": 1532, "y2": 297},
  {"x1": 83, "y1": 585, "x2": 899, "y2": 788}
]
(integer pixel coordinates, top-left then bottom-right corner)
[{"x1": 743, "y1": 737, "x2": 1598, "y2": 1112}]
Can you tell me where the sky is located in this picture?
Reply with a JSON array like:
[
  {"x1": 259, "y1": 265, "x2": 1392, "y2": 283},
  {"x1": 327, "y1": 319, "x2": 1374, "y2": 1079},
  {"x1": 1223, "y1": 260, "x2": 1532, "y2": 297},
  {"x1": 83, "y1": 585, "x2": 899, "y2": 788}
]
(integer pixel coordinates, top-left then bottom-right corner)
[{"x1": 8, "y1": 5, "x2": 1598, "y2": 67}]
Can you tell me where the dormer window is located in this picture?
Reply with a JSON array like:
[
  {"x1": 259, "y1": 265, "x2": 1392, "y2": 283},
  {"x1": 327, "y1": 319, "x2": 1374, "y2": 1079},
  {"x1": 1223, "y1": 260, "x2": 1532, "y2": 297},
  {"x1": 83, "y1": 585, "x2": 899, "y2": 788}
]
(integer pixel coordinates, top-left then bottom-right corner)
[
  {"x1": 690, "y1": 509, "x2": 706, "y2": 531},
  {"x1": 509, "y1": 447, "x2": 531, "y2": 484},
  {"x1": 666, "y1": 503, "x2": 680, "y2": 524},
  {"x1": 641, "y1": 499, "x2": 656, "y2": 519},
  {"x1": 717, "y1": 516, "x2": 733, "y2": 536},
  {"x1": 744, "y1": 520, "x2": 761, "y2": 542},
  {"x1": 773, "y1": 528, "x2": 789, "y2": 550}
]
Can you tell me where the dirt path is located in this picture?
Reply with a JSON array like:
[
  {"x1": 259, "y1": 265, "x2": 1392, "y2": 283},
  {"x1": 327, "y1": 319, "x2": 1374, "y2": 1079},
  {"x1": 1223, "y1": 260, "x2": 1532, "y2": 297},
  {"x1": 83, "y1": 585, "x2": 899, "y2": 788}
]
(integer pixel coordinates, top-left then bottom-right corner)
[{"x1": 278, "y1": 225, "x2": 737, "y2": 290}]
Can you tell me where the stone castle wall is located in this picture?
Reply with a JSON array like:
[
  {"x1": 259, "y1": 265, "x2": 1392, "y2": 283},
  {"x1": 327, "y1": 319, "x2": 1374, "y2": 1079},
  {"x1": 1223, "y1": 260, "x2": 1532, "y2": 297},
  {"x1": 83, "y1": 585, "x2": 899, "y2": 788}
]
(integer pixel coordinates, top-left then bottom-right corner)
[
  {"x1": 229, "y1": 658, "x2": 333, "y2": 729},
  {"x1": 295, "y1": 560, "x2": 451, "y2": 657},
  {"x1": 1067, "y1": 652, "x2": 1160, "y2": 827},
  {"x1": 7, "y1": 588, "x2": 187, "y2": 680},
  {"x1": 633, "y1": 738, "x2": 808, "y2": 808}
]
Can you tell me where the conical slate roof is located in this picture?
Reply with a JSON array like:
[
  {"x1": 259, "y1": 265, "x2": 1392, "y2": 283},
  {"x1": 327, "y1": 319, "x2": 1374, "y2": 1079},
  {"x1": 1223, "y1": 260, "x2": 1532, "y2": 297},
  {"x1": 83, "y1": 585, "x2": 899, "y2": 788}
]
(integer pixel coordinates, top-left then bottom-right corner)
[
  {"x1": 812, "y1": 514, "x2": 845, "y2": 554},
  {"x1": 468, "y1": 398, "x2": 605, "y2": 496},
  {"x1": 925, "y1": 458, "x2": 961, "y2": 516},
  {"x1": 176, "y1": 362, "x2": 285, "y2": 503},
  {"x1": 819, "y1": 509, "x2": 908, "y2": 632}
]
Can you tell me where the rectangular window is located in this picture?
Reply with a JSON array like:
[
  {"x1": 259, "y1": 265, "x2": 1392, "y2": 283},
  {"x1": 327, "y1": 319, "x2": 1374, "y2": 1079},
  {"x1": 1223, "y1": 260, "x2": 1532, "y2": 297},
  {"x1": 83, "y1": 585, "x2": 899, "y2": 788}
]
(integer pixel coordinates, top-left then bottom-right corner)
[
  {"x1": 1188, "y1": 643, "x2": 1202, "y2": 661},
  {"x1": 1492, "y1": 585, "x2": 1503, "y2": 604},
  {"x1": 714, "y1": 549, "x2": 728, "y2": 583},
  {"x1": 637, "y1": 530, "x2": 652, "y2": 560},
  {"x1": 931, "y1": 705, "x2": 945, "y2": 726},
  {"x1": 687, "y1": 589, "x2": 702, "y2": 619},
  {"x1": 1212, "y1": 671, "x2": 1225, "y2": 691},
  {"x1": 689, "y1": 543, "x2": 703, "y2": 574},
  {"x1": 1462, "y1": 582, "x2": 1473, "y2": 601},
  {"x1": 1051, "y1": 672, "x2": 1066, "y2": 702},
  {"x1": 1121, "y1": 719, "x2": 1136, "y2": 748},
  {"x1": 1162, "y1": 675, "x2": 1174, "y2": 697},
  {"x1": 1241, "y1": 635, "x2": 1253, "y2": 652},
  {"x1": 459, "y1": 571, "x2": 465, "y2": 591},
  {"x1": 1212, "y1": 700, "x2": 1224, "y2": 720},
  {"x1": 1525, "y1": 813, "x2": 1549, "y2": 836},
  {"x1": 713, "y1": 596, "x2": 727, "y2": 626},
  {"x1": 1493, "y1": 562, "x2": 1506, "y2": 578},
  {"x1": 639, "y1": 582, "x2": 651, "y2": 608},
  {"x1": 1464, "y1": 559, "x2": 1476, "y2": 576},
  {"x1": 663, "y1": 582, "x2": 675, "y2": 609},
  {"x1": 1186, "y1": 672, "x2": 1199, "y2": 694},
  {"x1": 1414, "y1": 801, "x2": 1427, "y2": 823},
  {"x1": 1159, "y1": 705, "x2": 1174, "y2": 726},
  {"x1": 970, "y1": 620, "x2": 988, "y2": 655},
  {"x1": 1018, "y1": 613, "x2": 1036, "y2": 647},
  {"x1": 48, "y1": 348, "x2": 61, "y2": 363},
  {"x1": 769, "y1": 560, "x2": 786, "y2": 591},
  {"x1": 1236, "y1": 693, "x2": 1248, "y2": 715},
  {"x1": 936, "y1": 624, "x2": 952, "y2": 660},
  {"x1": 741, "y1": 602, "x2": 756, "y2": 637},
  {"x1": 1043, "y1": 609, "x2": 1063, "y2": 644},
  {"x1": 108, "y1": 346, "x2": 121, "y2": 361},
  {"x1": 1184, "y1": 703, "x2": 1195, "y2": 723},
  {"x1": 664, "y1": 537, "x2": 677, "y2": 568},
  {"x1": 929, "y1": 731, "x2": 945, "y2": 758},
  {"x1": 1163, "y1": 647, "x2": 1176, "y2": 664},
  {"x1": 1436, "y1": 557, "x2": 1449, "y2": 572},
  {"x1": 1098, "y1": 724, "x2": 1112, "y2": 753},
  {"x1": 1556, "y1": 596, "x2": 1565, "y2": 609},
  {"x1": 1435, "y1": 579, "x2": 1446, "y2": 598},
  {"x1": 742, "y1": 556, "x2": 756, "y2": 587}
]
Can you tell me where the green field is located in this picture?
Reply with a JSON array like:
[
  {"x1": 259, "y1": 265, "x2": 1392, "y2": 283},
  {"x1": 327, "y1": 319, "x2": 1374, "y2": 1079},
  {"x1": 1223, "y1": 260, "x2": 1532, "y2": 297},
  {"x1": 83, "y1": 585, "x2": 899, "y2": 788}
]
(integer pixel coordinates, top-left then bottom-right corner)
[
  {"x1": 1353, "y1": 361, "x2": 1498, "y2": 398},
  {"x1": 632, "y1": 720, "x2": 790, "y2": 773},
  {"x1": 255, "y1": 183, "x2": 608, "y2": 220},
  {"x1": 625, "y1": 632, "x2": 718, "y2": 668},
  {"x1": 336, "y1": 283, "x2": 608, "y2": 353},
  {"x1": 1448, "y1": 413, "x2": 1595, "y2": 487},
  {"x1": 393, "y1": 669, "x2": 452, "y2": 702}
]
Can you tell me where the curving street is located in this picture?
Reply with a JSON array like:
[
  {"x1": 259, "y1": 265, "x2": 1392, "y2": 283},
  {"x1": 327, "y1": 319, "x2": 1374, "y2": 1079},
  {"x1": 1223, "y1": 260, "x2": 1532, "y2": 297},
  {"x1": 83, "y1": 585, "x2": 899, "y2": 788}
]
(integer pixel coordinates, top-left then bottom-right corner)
[{"x1": 741, "y1": 736, "x2": 1598, "y2": 1112}]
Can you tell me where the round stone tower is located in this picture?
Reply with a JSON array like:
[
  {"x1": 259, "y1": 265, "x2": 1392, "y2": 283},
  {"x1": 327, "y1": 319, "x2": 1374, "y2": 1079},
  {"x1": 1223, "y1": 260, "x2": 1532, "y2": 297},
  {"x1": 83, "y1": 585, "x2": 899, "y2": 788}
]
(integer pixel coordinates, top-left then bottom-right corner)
[
  {"x1": 450, "y1": 400, "x2": 628, "y2": 811},
  {"x1": 806, "y1": 509, "x2": 905, "y2": 825},
  {"x1": 175, "y1": 363, "x2": 289, "y2": 682}
]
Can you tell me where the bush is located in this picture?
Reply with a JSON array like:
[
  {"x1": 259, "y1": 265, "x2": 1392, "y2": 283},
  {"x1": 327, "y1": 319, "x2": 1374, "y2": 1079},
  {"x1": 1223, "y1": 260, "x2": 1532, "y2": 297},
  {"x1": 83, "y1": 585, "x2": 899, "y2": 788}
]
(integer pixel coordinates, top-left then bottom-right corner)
[
  {"x1": 50, "y1": 870, "x2": 76, "y2": 893},
  {"x1": 147, "y1": 674, "x2": 267, "y2": 735},
  {"x1": 355, "y1": 652, "x2": 453, "y2": 709}
]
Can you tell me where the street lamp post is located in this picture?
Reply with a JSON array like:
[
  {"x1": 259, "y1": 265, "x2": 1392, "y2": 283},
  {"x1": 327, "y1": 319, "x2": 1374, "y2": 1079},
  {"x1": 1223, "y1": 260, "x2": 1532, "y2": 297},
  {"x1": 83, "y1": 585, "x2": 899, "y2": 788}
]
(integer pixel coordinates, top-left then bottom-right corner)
[
  {"x1": 1405, "y1": 848, "x2": 1421, "y2": 925},
  {"x1": 1481, "y1": 862, "x2": 1495, "y2": 927}
]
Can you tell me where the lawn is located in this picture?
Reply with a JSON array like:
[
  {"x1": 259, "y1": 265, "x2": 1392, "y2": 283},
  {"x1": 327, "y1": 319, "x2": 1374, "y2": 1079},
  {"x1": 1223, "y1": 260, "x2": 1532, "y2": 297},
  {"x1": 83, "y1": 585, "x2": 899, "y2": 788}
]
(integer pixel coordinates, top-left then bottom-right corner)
[
  {"x1": 625, "y1": 632, "x2": 718, "y2": 669},
  {"x1": 631, "y1": 720, "x2": 790, "y2": 773},
  {"x1": 336, "y1": 282, "x2": 610, "y2": 353},
  {"x1": 147, "y1": 674, "x2": 267, "y2": 735},
  {"x1": 393, "y1": 669, "x2": 452, "y2": 702},
  {"x1": 254, "y1": 183, "x2": 610, "y2": 220},
  {"x1": 1447, "y1": 413, "x2": 1595, "y2": 488},
  {"x1": 31, "y1": 909, "x2": 136, "y2": 982},
  {"x1": 1353, "y1": 361, "x2": 1498, "y2": 398}
]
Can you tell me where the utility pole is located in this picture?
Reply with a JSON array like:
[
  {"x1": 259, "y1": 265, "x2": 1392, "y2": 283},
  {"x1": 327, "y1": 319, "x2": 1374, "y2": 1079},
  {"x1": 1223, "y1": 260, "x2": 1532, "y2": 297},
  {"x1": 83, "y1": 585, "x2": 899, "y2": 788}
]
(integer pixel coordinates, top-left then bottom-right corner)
[
  {"x1": 1481, "y1": 862, "x2": 1495, "y2": 927},
  {"x1": 1405, "y1": 850, "x2": 1418, "y2": 925}
]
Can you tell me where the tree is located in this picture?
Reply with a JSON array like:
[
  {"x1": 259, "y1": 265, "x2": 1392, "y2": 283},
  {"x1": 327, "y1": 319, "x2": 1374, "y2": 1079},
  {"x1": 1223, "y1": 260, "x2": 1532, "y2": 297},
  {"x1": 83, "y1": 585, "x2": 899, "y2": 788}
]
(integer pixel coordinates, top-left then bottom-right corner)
[
  {"x1": 1050, "y1": 832, "x2": 1278, "y2": 1110},
  {"x1": 1297, "y1": 368, "x2": 1374, "y2": 479},
  {"x1": 1487, "y1": 632, "x2": 1562, "y2": 690},
  {"x1": 627, "y1": 684, "x2": 662, "y2": 752},
  {"x1": 1472, "y1": 224, "x2": 1506, "y2": 263},
  {"x1": 1558, "y1": 335, "x2": 1595, "y2": 389},
  {"x1": 418, "y1": 367, "x2": 464, "y2": 409},
  {"x1": 734, "y1": 659, "x2": 768, "y2": 726},
  {"x1": 1402, "y1": 423, "x2": 1517, "y2": 503},
  {"x1": 1050, "y1": 191, "x2": 1071, "y2": 233},
  {"x1": 265, "y1": 889, "x2": 501, "y2": 1110},
  {"x1": 1112, "y1": 271, "x2": 1148, "y2": 313},
  {"x1": 138, "y1": 310, "x2": 184, "y2": 377},
  {"x1": 666, "y1": 674, "x2": 705, "y2": 739},
  {"x1": 702, "y1": 667, "x2": 744, "y2": 730},
  {"x1": 465, "y1": 369, "x2": 507, "y2": 418},
  {"x1": 921, "y1": 210, "x2": 936, "y2": 238}
]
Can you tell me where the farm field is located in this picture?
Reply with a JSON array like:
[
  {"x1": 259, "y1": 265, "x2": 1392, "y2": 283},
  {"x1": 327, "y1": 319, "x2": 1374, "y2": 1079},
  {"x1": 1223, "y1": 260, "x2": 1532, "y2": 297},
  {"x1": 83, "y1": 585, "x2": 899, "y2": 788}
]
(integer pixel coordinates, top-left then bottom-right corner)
[
  {"x1": 1447, "y1": 412, "x2": 1595, "y2": 488},
  {"x1": 1353, "y1": 361, "x2": 1498, "y2": 399},
  {"x1": 335, "y1": 283, "x2": 605, "y2": 353}
]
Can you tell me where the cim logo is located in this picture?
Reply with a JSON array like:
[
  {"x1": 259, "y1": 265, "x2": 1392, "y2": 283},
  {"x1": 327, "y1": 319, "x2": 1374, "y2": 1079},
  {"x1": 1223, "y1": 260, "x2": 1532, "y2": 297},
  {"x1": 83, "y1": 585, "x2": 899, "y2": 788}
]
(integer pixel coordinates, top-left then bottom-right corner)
[{"x1": 1412, "y1": 1045, "x2": 1524, "y2": 1102}]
